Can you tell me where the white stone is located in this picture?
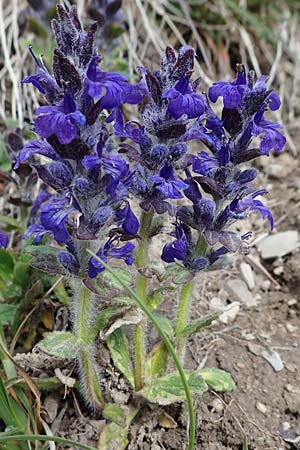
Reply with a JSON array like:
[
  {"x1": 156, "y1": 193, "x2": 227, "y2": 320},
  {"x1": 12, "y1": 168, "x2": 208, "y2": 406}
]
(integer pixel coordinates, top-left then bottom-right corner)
[
  {"x1": 219, "y1": 302, "x2": 240, "y2": 324},
  {"x1": 240, "y1": 262, "x2": 255, "y2": 290},
  {"x1": 258, "y1": 231, "x2": 299, "y2": 259},
  {"x1": 210, "y1": 297, "x2": 224, "y2": 311},
  {"x1": 273, "y1": 266, "x2": 284, "y2": 276},
  {"x1": 261, "y1": 349, "x2": 284, "y2": 372},
  {"x1": 256, "y1": 402, "x2": 267, "y2": 414}
]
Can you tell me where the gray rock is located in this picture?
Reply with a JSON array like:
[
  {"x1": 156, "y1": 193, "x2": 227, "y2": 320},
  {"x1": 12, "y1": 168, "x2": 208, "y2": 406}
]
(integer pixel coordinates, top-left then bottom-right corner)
[
  {"x1": 225, "y1": 278, "x2": 257, "y2": 307},
  {"x1": 258, "y1": 231, "x2": 299, "y2": 259},
  {"x1": 261, "y1": 349, "x2": 284, "y2": 372},
  {"x1": 240, "y1": 262, "x2": 255, "y2": 290}
]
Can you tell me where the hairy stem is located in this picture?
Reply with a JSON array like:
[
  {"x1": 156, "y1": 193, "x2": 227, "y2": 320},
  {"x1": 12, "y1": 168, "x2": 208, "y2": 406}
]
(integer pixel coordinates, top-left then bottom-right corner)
[
  {"x1": 134, "y1": 210, "x2": 153, "y2": 390},
  {"x1": 176, "y1": 280, "x2": 195, "y2": 358},
  {"x1": 87, "y1": 250, "x2": 196, "y2": 450},
  {"x1": 176, "y1": 233, "x2": 207, "y2": 359},
  {"x1": 72, "y1": 280, "x2": 105, "y2": 410}
]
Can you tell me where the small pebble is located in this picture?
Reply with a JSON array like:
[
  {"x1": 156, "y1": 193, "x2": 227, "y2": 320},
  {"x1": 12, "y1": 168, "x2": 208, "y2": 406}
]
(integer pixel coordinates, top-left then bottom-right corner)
[
  {"x1": 240, "y1": 262, "x2": 255, "y2": 290},
  {"x1": 282, "y1": 422, "x2": 291, "y2": 431},
  {"x1": 219, "y1": 302, "x2": 240, "y2": 324},
  {"x1": 261, "y1": 280, "x2": 271, "y2": 291},
  {"x1": 211, "y1": 398, "x2": 224, "y2": 413},
  {"x1": 286, "y1": 323, "x2": 297, "y2": 333},
  {"x1": 288, "y1": 298, "x2": 298, "y2": 306},
  {"x1": 256, "y1": 402, "x2": 267, "y2": 415},
  {"x1": 273, "y1": 266, "x2": 284, "y2": 276}
]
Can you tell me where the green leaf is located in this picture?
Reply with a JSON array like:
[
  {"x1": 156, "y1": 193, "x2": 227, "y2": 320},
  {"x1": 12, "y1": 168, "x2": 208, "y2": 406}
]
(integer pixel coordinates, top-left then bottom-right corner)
[
  {"x1": 0, "y1": 249, "x2": 14, "y2": 279},
  {"x1": 146, "y1": 292, "x2": 163, "y2": 310},
  {"x1": 107, "y1": 329, "x2": 134, "y2": 387},
  {"x1": 101, "y1": 267, "x2": 131, "y2": 290},
  {"x1": 198, "y1": 368, "x2": 236, "y2": 392},
  {"x1": 152, "y1": 313, "x2": 174, "y2": 339},
  {"x1": 0, "y1": 304, "x2": 19, "y2": 326},
  {"x1": 22, "y1": 280, "x2": 44, "y2": 307},
  {"x1": 39, "y1": 331, "x2": 78, "y2": 359},
  {"x1": 139, "y1": 371, "x2": 207, "y2": 405},
  {"x1": 24, "y1": 245, "x2": 59, "y2": 257},
  {"x1": 91, "y1": 305, "x2": 131, "y2": 340},
  {"x1": 53, "y1": 280, "x2": 70, "y2": 307},
  {"x1": 1, "y1": 284, "x2": 22, "y2": 301},
  {"x1": 98, "y1": 422, "x2": 128, "y2": 450},
  {"x1": 165, "y1": 266, "x2": 194, "y2": 285},
  {"x1": 178, "y1": 312, "x2": 219, "y2": 338},
  {"x1": 145, "y1": 342, "x2": 168, "y2": 380},
  {"x1": 0, "y1": 216, "x2": 24, "y2": 232},
  {"x1": 13, "y1": 262, "x2": 30, "y2": 289},
  {"x1": 102, "y1": 403, "x2": 128, "y2": 427}
]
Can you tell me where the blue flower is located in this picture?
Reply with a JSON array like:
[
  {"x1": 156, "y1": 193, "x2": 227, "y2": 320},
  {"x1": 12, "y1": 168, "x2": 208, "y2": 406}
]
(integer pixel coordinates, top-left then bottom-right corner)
[
  {"x1": 252, "y1": 108, "x2": 286, "y2": 154},
  {"x1": 39, "y1": 198, "x2": 74, "y2": 243},
  {"x1": 162, "y1": 76, "x2": 207, "y2": 119},
  {"x1": 0, "y1": 230, "x2": 9, "y2": 248},
  {"x1": 22, "y1": 46, "x2": 58, "y2": 100},
  {"x1": 86, "y1": 57, "x2": 143, "y2": 109},
  {"x1": 209, "y1": 64, "x2": 278, "y2": 110},
  {"x1": 150, "y1": 165, "x2": 188, "y2": 199},
  {"x1": 116, "y1": 201, "x2": 139, "y2": 235},
  {"x1": 161, "y1": 224, "x2": 188, "y2": 263},
  {"x1": 58, "y1": 251, "x2": 80, "y2": 274},
  {"x1": 14, "y1": 140, "x2": 58, "y2": 169},
  {"x1": 88, "y1": 239, "x2": 135, "y2": 278},
  {"x1": 34, "y1": 93, "x2": 86, "y2": 144}
]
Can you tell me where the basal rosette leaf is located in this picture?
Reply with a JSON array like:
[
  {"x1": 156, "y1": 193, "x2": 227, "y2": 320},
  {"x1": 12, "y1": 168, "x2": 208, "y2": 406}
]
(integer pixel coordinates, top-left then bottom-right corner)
[
  {"x1": 106, "y1": 328, "x2": 135, "y2": 387},
  {"x1": 98, "y1": 422, "x2": 129, "y2": 450},
  {"x1": 38, "y1": 331, "x2": 79, "y2": 359},
  {"x1": 198, "y1": 368, "x2": 236, "y2": 392},
  {"x1": 145, "y1": 341, "x2": 168, "y2": 380},
  {"x1": 139, "y1": 371, "x2": 207, "y2": 405}
]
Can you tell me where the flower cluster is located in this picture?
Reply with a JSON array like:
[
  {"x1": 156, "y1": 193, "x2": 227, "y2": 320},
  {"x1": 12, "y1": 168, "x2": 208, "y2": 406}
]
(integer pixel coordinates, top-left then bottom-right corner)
[
  {"x1": 161, "y1": 64, "x2": 286, "y2": 273},
  {"x1": 114, "y1": 46, "x2": 208, "y2": 214},
  {"x1": 17, "y1": 5, "x2": 286, "y2": 281},
  {"x1": 18, "y1": 5, "x2": 142, "y2": 277}
]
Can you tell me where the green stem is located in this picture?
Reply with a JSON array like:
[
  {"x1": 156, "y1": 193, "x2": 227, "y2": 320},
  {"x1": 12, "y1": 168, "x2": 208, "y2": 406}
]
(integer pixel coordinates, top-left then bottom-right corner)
[
  {"x1": 176, "y1": 233, "x2": 207, "y2": 359},
  {"x1": 134, "y1": 210, "x2": 153, "y2": 390},
  {"x1": 0, "y1": 435, "x2": 97, "y2": 450},
  {"x1": 87, "y1": 250, "x2": 196, "y2": 450},
  {"x1": 72, "y1": 281, "x2": 105, "y2": 410},
  {"x1": 176, "y1": 280, "x2": 195, "y2": 357}
]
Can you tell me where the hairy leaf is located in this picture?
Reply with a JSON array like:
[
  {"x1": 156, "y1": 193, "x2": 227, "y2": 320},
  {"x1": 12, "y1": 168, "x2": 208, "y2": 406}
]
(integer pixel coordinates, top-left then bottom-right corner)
[
  {"x1": 13, "y1": 262, "x2": 30, "y2": 289},
  {"x1": 0, "y1": 249, "x2": 14, "y2": 279},
  {"x1": 98, "y1": 422, "x2": 128, "y2": 450},
  {"x1": 0, "y1": 304, "x2": 19, "y2": 326},
  {"x1": 39, "y1": 331, "x2": 78, "y2": 359},
  {"x1": 102, "y1": 403, "x2": 128, "y2": 427},
  {"x1": 139, "y1": 371, "x2": 207, "y2": 405},
  {"x1": 152, "y1": 313, "x2": 174, "y2": 339},
  {"x1": 198, "y1": 368, "x2": 236, "y2": 392},
  {"x1": 145, "y1": 342, "x2": 168, "y2": 380},
  {"x1": 178, "y1": 312, "x2": 219, "y2": 338},
  {"x1": 107, "y1": 329, "x2": 134, "y2": 387}
]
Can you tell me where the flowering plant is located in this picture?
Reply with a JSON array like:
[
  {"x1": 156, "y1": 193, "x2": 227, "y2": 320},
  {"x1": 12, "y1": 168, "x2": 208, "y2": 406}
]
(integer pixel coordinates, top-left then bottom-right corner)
[{"x1": 16, "y1": 5, "x2": 286, "y2": 449}]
